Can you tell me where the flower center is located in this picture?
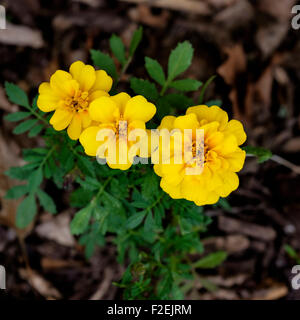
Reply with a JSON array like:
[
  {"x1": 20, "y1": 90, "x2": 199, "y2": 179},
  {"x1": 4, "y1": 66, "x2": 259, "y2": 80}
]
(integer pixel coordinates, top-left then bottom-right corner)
[{"x1": 64, "y1": 90, "x2": 89, "y2": 111}]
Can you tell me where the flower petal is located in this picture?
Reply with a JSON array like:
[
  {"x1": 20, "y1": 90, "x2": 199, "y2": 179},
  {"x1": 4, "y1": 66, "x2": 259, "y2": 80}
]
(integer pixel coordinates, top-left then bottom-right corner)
[
  {"x1": 37, "y1": 82, "x2": 60, "y2": 112},
  {"x1": 67, "y1": 114, "x2": 82, "y2": 140},
  {"x1": 111, "y1": 92, "x2": 131, "y2": 114},
  {"x1": 158, "y1": 116, "x2": 176, "y2": 130},
  {"x1": 124, "y1": 96, "x2": 156, "y2": 123},
  {"x1": 90, "y1": 70, "x2": 113, "y2": 93},
  {"x1": 89, "y1": 90, "x2": 109, "y2": 102},
  {"x1": 69, "y1": 61, "x2": 96, "y2": 91},
  {"x1": 224, "y1": 119, "x2": 246, "y2": 145},
  {"x1": 50, "y1": 108, "x2": 73, "y2": 131},
  {"x1": 79, "y1": 126, "x2": 104, "y2": 156},
  {"x1": 186, "y1": 105, "x2": 228, "y2": 130},
  {"x1": 173, "y1": 113, "x2": 199, "y2": 131},
  {"x1": 50, "y1": 70, "x2": 73, "y2": 97},
  {"x1": 89, "y1": 96, "x2": 119, "y2": 123}
]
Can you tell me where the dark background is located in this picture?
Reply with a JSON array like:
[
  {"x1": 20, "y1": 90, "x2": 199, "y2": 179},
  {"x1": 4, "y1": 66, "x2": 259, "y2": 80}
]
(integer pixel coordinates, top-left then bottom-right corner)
[{"x1": 0, "y1": 0, "x2": 300, "y2": 300}]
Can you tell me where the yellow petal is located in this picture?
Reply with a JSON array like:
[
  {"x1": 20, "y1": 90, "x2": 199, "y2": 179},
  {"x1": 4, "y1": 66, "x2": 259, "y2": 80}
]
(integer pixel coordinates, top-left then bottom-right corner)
[
  {"x1": 50, "y1": 70, "x2": 73, "y2": 97},
  {"x1": 67, "y1": 114, "x2": 82, "y2": 140},
  {"x1": 69, "y1": 61, "x2": 96, "y2": 91},
  {"x1": 124, "y1": 96, "x2": 156, "y2": 123},
  {"x1": 186, "y1": 105, "x2": 228, "y2": 130},
  {"x1": 90, "y1": 70, "x2": 113, "y2": 93},
  {"x1": 173, "y1": 113, "x2": 199, "y2": 131},
  {"x1": 89, "y1": 96, "x2": 119, "y2": 123},
  {"x1": 223, "y1": 119, "x2": 247, "y2": 145},
  {"x1": 37, "y1": 83, "x2": 60, "y2": 112},
  {"x1": 216, "y1": 171, "x2": 239, "y2": 197},
  {"x1": 89, "y1": 90, "x2": 109, "y2": 102},
  {"x1": 158, "y1": 116, "x2": 176, "y2": 130},
  {"x1": 80, "y1": 110, "x2": 92, "y2": 128},
  {"x1": 160, "y1": 178, "x2": 182, "y2": 199},
  {"x1": 50, "y1": 108, "x2": 73, "y2": 131},
  {"x1": 212, "y1": 134, "x2": 238, "y2": 155},
  {"x1": 79, "y1": 126, "x2": 103, "y2": 156},
  {"x1": 225, "y1": 148, "x2": 246, "y2": 172},
  {"x1": 111, "y1": 92, "x2": 131, "y2": 114}
]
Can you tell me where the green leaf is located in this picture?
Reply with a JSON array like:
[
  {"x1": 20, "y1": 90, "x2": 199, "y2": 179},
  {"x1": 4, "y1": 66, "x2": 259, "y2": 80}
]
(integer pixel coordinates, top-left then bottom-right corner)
[
  {"x1": 161, "y1": 93, "x2": 194, "y2": 110},
  {"x1": 145, "y1": 57, "x2": 165, "y2": 86},
  {"x1": 28, "y1": 124, "x2": 44, "y2": 137},
  {"x1": 170, "y1": 79, "x2": 202, "y2": 92},
  {"x1": 77, "y1": 155, "x2": 96, "y2": 177},
  {"x1": 71, "y1": 206, "x2": 93, "y2": 235},
  {"x1": 129, "y1": 26, "x2": 143, "y2": 56},
  {"x1": 144, "y1": 211, "x2": 155, "y2": 233},
  {"x1": 109, "y1": 34, "x2": 126, "y2": 65},
  {"x1": 193, "y1": 251, "x2": 227, "y2": 269},
  {"x1": 90, "y1": 49, "x2": 117, "y2": 79},
  {"x1": 126, "y1": 211, "x2": 147, "y2": 229},
  {"x1": 27, "y1": 167, "x2": 43, "y2": 193},
  {"x1": 5, "y1": 82, "x2": 30, "y2": 108},
  {"x1": 16, "y1": 194, "x2": 37, "y2": 228},
  {"x1": 130, "y1": 77, "x2": 159, "y2": 101},
  {"x1": 37, "y1": 189, "x2": 57, "y2": 214},
  {"x1": 5, "y1": 111, "x2": 31, "y2": 122},
  {"x1": 243, "y1": 146, "x2": 272, "y2": 163},
  {"x1": 13, "y1": 119, "x2": 38, "y2": 135},
  {"x1": 5, "y1": 164, "x2": 38, "y2": 180},
  {"x1": 168, "y1": 41, "x2": 194, "y2": 81},
  {"x1": 5, "y1": 185, "x2": 28, "y2": 199}
]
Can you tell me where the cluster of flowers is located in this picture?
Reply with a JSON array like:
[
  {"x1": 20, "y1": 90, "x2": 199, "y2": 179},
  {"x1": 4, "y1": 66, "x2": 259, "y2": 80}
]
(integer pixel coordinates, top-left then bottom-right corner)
[{"x1": 37, "y1": 61, "x2": 246, "y2": 206}]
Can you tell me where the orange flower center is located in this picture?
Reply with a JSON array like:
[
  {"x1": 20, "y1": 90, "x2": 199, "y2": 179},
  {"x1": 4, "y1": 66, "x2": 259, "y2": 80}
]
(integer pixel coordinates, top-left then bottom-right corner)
[{"x1": 64, "y1": 90, "x2": 89, "y2": 111}]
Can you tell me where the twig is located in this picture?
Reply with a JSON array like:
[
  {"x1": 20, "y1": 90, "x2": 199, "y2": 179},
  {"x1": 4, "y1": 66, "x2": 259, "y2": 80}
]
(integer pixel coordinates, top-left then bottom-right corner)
[
  {"x1": 119, "y1": 0, "x2": 211, "y2": 15},
  {"x1": 271, "y1": 154, "x2": 300, "y2": 175}
]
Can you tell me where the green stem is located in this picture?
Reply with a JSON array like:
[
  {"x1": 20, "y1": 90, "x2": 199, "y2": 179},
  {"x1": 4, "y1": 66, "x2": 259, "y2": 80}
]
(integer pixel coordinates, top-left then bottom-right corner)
[
  {"x1": 24, "y1": 104, "x2": 50, "y2": 127},
  {"x1": 198, "y1": 75, "x2": 216, "y2": 104},
  {"x1": 92, "y1": 177, "x2": 112, "y2": 207},
  {"x1": 160, "y1": 78, "x2": 171, "y2": 96},
  {"x1": 39, "y1": 145, "x2": 56, "y2": 168}
]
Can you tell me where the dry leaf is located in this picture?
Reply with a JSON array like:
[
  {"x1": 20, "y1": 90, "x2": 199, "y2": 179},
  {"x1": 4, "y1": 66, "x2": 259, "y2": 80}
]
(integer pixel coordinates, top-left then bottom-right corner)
[
  {"x1": 0, "y1": 23, "x2": 44, "y2": 48},
  {"x1": 35, "y1": 212, "x2": 75, "y2": 247}
]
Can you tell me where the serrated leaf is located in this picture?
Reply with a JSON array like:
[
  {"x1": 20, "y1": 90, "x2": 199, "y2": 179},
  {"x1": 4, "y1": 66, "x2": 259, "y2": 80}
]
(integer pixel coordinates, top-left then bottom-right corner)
[
  {"x1": 71, "y1": 205, "x2": 93, "y2": 235},
  {"x1": 27, "y1": 167, "x2": 43, "y2": 193},
  {"x1": 144, "y1": 211, "x2": 155, "y2": 233},
  {"x1": 145, "y1": 57, "x2": 165, "y2": 86},
  {"x1": 13, "y1": 119, "x2": 38, "y2": 135},
  {"x1": 170, "y1": 79, "x2": 202, "y2": 92},
  {"x1": 37, "y1": 189, "x2": 57, "y2": 214},
  {"x1": 90, "y1": 49, "x2": 117, "y2": 79},
  {"x1": 161, "y1": 93, "x2": 194, "y2": 110},
  {"x1": 5, "y1": 185, "x2": 28, "y2": 199},
  {"x1": 28, "y1": 124, "x2": 43, "y2": 137},
  {"x1": 126, "y1": 211, "x2": 147, "y2": 229},
  {"x1": 5, "y1": 111, "x2": 31, "y2": 122},
  {"x1": 5, "y1": 164, "x2": 38, "y2": 180},
  {"x1": 243, "y1": 146, "x2": 272, "y2": 163},
  {"x1": 77, "y1": 155, "x2": 96, "y2": 177},
  {"x1": 109, "y1": 34, "x2": 126, "y2": 65},
  {"x1": 129, "y1": 26, "x2": 143, "y2": 56},
  {"x1": 130, "y1": 77, "x2": 159, "y2": 101},
  {"x1": 16, "y1": 194, "x2": 37, "y2": 228},
  {"x1": 5, "y1": 82, "x2": 30, "y2": 108},
  {"x1": 193, "y1": 251, "x2": 227, "y2": 269},
  {"x1": 168, "y1": 41, "x2": 194, "y2": 81}
]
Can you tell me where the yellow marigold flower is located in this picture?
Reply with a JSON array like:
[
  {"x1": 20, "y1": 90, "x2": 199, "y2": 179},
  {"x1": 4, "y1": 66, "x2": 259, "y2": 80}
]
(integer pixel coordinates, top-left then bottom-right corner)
[
  {"x1": 153, "y1": 105, "x2": 247, "y2": 206},
  {"x1": 37, "y1": 61, "x2": 113, "y2": 140},
  {"x1": 79, "y1": 93, "x2": 156, "y2": 170}
]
